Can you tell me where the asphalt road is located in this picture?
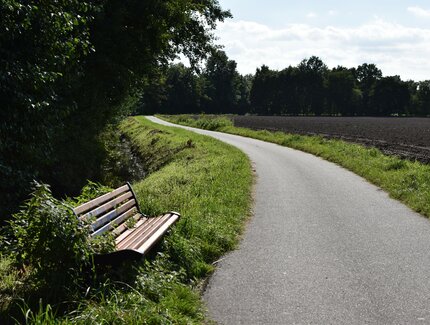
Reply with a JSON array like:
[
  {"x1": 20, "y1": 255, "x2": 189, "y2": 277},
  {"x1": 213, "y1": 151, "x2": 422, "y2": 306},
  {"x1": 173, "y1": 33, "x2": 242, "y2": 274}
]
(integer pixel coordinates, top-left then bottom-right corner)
[{"x1": 148, "y1": 116, "x2": 430, "y2": 324}]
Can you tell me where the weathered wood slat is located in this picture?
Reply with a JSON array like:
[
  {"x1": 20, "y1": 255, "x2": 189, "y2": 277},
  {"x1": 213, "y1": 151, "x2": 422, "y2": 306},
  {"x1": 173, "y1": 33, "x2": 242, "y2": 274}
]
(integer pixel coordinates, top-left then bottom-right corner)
[
  {"x1": 80, "y1": 191, "x2": 133, "y2": 221},
  {"x1": 91, "y1": 207, "x2": 139, "y2": 238},
  {"x1": 89, "y1": 199, "x2": 136, "y2": 232},
  {"x1": 136, "y1": 214, "x2": 180, "y2": 254},
  {"x1": 116, "y1": 213, "x2": 178, "y2": 252},
  {"x1": 116, "y1": 217, "x2": 161, "y2": 250},
  {"x1": 114, "y1": 216, "x2": 147, "y2": 243},
  {"x1": 73, "y1": 185, "x2": 129, "y2": 215},
  {"x1": 129, "y1": 214, "x2": 172, "y2": 250}
]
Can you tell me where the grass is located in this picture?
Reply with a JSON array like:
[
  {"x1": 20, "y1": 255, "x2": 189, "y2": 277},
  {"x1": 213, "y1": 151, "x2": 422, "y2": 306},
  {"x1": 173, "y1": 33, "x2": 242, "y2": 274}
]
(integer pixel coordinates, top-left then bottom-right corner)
[
  {"x1": 79, "y1": 116, "x2": 252, "y2": 323},
  {"x1": 160, "y1": 114, "x2": 430, "y2": 218},
  {"x1": 0, "y1": 116, "x2": 253, "y2": 324},
  {"x1": 120, "y1": 116, "x2": 253, "y2": 275}
]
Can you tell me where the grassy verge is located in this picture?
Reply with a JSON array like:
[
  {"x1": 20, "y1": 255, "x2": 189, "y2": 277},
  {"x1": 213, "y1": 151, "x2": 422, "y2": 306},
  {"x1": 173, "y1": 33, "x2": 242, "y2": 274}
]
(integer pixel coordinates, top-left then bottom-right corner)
[
  {"x1": 160, "y1": 114, "x2": 430, "y2": 218},
  {"x1": 123, "y1": 116, "x2": 252, "y2": 274},
  {"x1": 0, "y1": 116, "x2": 252, "y2": 324}
]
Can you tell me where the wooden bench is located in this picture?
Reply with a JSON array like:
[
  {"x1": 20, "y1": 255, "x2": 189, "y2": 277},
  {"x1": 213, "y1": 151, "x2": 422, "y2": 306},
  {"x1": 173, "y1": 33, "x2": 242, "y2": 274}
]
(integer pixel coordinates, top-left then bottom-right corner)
[{"x1": 73, "y1": 183, "x2": 180, "y2": 259}]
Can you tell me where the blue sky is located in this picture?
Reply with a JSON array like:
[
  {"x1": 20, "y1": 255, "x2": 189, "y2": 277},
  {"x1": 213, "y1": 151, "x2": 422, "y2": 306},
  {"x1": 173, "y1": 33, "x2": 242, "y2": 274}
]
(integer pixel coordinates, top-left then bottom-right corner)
[{"x1": 215, "y1": 1, "x2": 430, "y2": 80}]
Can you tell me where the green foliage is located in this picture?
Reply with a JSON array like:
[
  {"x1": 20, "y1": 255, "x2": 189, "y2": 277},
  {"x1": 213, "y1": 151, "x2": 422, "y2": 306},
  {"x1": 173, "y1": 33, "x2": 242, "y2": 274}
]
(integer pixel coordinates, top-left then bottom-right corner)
[
  {"x1": 413, "y1": 81, "x2": 430, "y2": 115},
  {"x1": 202, "y1": 50, "x2": 241, "y2": 114},
  {"x1": 5, "y1": 183, "x2": 91, "y2": 281},
  {"x1": 137, "y1": 63, "x2": 204, "y2": 115},
  {"x1": 191, "y1": 115, "x2": 233, "y2": 130},
  {"x1": 370, "y1": 76, "x2": 411, "y2": 116},
  {"x1": 0, "y1": 0, "x2": 95, "y2": 106},
  {"x1": 0, "y1": 255, "x2": 32, "y2": 318},
  {"x1": 67, "y1": 181, "x2": 112, "y2": 207},
  {"x1": 144, "y1": 54, "x2": 430, "y2": 118},
  {"x1": 0, "y1": 0, "x2": 98, "y2": 220},
  {"x1": 126, "y1": 117, "x2": 252, "y2": 278},
  {"x1": 21, "y1": 303, "x2": 63, "y2": 325},
  {"x1": 327, "y1": 68, "x2": 356, "y2": 115},
  {"x1": 163, "y1": 114, "x2": 233, "y2": 131},
  {"x1": 118, "y1": 117, "x2": 200, "y2": 174},
  {"x1": 73, "y1": 115, "x2": 251, "y2": 323},
  {"x1": 1, "y1": 0, "x2": 231, "y2": 220},
  {"x1": 136, "y1": 50, "x2": 246, "y2": 116},
  {"x1": 0, "y1": 180, "x2": 117, "y2": 322},
  {"x1": 98, "y1": 126, "x2": 148, "y2": 188},
  {"x1": 0, "y1": 116, "x2": 253, "y2": 323},
  {"x1": 71, "y1": 259, "x2": 204, "y2": 324},
  {"x1": 0, "y1": 183, "x2": 99, "y2": 322}
]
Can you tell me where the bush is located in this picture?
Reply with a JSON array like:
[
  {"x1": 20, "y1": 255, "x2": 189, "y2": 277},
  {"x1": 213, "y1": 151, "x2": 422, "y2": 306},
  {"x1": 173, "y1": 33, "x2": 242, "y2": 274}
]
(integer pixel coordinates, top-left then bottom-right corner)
[
  {"x1": 3, "y1": 183, "x2": 92, "y2": 285},
  {"x1": 165, "y1": 114, "x2": 233, "y2": 131},
  {"x1": 67, "y1": 180, "x2": 113, "y2": 207},
  {"x1": 3, "y1": 181, "x2": 116, "y2": 290},
  {"x1": 194, "y1": 116, "x2": 233, "y2": 130},
  {"x1": 0, "y1": 181, "x2": 119, "y2": 322}
]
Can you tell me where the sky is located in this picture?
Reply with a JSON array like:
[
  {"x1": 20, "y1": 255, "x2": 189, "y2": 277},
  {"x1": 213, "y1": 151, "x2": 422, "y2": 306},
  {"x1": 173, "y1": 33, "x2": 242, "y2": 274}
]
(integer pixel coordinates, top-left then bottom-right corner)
[{"x1": 215, "y1": 0, "x2": 430, "y2": 81}]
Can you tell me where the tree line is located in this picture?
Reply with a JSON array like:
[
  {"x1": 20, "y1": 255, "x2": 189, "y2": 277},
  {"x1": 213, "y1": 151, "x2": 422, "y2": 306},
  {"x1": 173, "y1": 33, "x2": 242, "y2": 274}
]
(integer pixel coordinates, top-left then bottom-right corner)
[
  {"x1": 0, "y1": 0, "x2": 230, "y2": 218},
  {"x1": 139, "y1": 52, "x2": 430, "y2": 117}
]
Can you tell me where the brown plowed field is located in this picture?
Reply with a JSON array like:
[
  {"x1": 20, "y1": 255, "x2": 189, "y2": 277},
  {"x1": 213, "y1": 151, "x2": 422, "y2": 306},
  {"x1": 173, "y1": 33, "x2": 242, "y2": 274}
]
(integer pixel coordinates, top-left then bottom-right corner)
[{"x1": 233, "y1": 116, "x2": 430, "y2": 164}]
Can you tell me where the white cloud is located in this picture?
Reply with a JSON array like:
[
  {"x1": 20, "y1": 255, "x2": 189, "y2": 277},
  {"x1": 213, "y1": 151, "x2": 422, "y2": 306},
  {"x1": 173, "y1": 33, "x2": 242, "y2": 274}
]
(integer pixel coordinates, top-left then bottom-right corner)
[
  {"x1": 328, "y1": 10, "x2": 338, "y2": 16},
  {"x1": 215, "y1": 20, "x2": 430, "y2": 81},
  {"x1": 306, "y1": 12, "x2": 317, "y2": 19},
  {"x1": 407, "y1": 6, "x2": 430, "y2": 18}
]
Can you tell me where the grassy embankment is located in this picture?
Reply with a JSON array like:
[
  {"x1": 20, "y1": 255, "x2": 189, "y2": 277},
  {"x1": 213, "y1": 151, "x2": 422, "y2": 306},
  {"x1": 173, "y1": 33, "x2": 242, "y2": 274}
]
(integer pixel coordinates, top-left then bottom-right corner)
[
  {"x1": 160, "y1": 114, "x2": 430, "y2": 218},
  {"x1": 0, "y1": 116, "x2": 252, "y2": 324}
]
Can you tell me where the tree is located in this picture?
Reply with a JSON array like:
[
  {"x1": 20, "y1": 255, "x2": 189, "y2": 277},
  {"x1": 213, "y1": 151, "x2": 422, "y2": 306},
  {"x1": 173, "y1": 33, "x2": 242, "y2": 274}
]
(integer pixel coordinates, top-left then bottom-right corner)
[
  {"x1": 297, "y1": 56, "x2": 328, "y2": 115},
  {"x1": 135, "y1": 70, "x2": 168, "y2": 115},
  {"x1": 369, "y1": 76, "x2": 410, "y2": 116},
  {"x1": 164, "y1": 64, "x2": 203, "y2": 114},
  {"x1": 413, "y1": 81, "x2": 430, "y2": 116},
  {"x1": 0, "y1": 0, "x2": 231, "y2": 218},
  {"x1": 326, "y1": 68, "x2": 356, "y2": 116},
  {"x1": 355, "y1": 63, "x2": 382, "y2": 115},
  {"x1": 203, "y1": 50, "x2": 240, "y2": 114},
  {"x1": 0, "y1": 0, "x2": 97, "y2": 218},
  {"x1": 236, "y1": 74, "x2": 253, "y2": 115},
  {"x1": 250, "y1": 65, "x2": 279, "y2": 115},
  {"x1": 276, "y1": 66, "x2": 300, "y2": 115}
]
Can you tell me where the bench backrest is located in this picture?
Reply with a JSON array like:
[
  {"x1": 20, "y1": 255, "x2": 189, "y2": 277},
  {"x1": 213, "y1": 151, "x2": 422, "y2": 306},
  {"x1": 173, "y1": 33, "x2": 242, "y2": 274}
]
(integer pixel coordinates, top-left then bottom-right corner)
[{"x1": 73, "y1": 183, "x2": 143, "y2": 238}]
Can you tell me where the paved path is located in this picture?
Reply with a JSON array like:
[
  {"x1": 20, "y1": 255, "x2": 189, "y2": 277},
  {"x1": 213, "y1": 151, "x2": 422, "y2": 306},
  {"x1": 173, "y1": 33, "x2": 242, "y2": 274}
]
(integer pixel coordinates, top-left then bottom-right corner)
[{"x1": 148, "y1": 116, "x2": 430, "y2": 324}]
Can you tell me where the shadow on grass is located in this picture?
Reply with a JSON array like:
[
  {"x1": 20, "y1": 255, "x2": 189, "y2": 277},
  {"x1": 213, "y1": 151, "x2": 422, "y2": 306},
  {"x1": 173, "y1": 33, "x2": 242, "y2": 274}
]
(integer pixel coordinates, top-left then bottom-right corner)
[{"x1": 0, "y1": 247, "x2": 163, "y2": 325}]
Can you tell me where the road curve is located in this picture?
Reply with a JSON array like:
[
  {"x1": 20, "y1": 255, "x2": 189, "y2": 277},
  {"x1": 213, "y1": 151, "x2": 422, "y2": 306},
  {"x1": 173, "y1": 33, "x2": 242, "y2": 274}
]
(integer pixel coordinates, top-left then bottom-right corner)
[{"x1": 147, "y1": 116, "x2": 430, "y2": 324}]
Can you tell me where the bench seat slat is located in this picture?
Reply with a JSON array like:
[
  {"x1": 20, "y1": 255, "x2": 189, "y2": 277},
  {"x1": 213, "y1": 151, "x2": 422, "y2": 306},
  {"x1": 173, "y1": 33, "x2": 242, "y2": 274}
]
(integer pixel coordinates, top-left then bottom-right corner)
[
  {"x1": 116, "y1": 213, "x2": 178, "y2": 252},
  {"x1": 91, "y1": 207, "x2": 139, "y2": 238},
  {"x1": 129, "y1": 214, "x2": 172, "y2": 250},
  {"x1": 81, "y1": 191, "x2": 133, "y2": 221},
  {"x1": 116, "y1": 216, "x2": 161, "y2": 249},
  {"x1": 136, "y1": 214, "x2": 180, "y2": 255},
  {"x1": 89, "y1": 199, "x2": 137, "y2": 232},
  {"x1": 112, "y1": 213, "x2": 146, "y2": 239},
  {"x1": 73, "y1": 185, "x2": 129, "y2": 215}
]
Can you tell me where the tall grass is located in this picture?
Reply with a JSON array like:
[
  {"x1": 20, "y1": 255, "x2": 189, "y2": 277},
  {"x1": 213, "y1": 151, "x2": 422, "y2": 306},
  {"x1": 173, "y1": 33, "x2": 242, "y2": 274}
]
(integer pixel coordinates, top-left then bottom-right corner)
[
  {"x1": 121, "y1": 116, "x2": 252, "y2": 275},
  {"x1": 161, "y1": 114, "x2": 430, "y2": 218},
  {"x1": 0, "y1": 116, "x2": 253, "y2": 324},
  {"x1": 68, "y1": 116, "x2": 253, "y2": 323}
]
